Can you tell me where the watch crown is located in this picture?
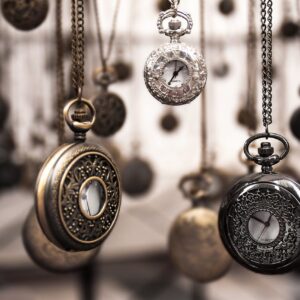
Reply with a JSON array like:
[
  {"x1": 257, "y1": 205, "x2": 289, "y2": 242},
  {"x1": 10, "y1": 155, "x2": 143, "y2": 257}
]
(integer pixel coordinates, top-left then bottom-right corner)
[
  {"x1": 168, "y1": 18, "x2": 181, "y2": 31},
  {"x1": 258, "y1": 142, "x2": 274, "y2": 157}
]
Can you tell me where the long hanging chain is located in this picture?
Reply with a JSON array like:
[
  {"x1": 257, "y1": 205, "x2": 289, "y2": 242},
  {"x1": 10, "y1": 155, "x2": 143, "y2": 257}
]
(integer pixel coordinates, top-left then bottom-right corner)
[
  {"x1": 92, "y1": 0, "x2": 121, "y2": 71},
  {"x1": 71, "y1": 0, "x2": 85, "y2": 99},
  {"x1": 246, "y1": 0, "x2": 257, "y2": 134},
  {"x1": 56, "y1": 0, "x2": 65, "y2": 144},
  {"x1": 260, "y1": 0, "x2": 273, "y2": 134},
  {"x1": 199, "y1": 0, "x2": 208, "y2": 170}
]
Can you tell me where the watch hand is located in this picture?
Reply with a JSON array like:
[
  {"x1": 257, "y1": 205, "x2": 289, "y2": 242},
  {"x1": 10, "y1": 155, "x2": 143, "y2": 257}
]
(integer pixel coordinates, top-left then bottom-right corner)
[
  {"x1": 250, "y1": 215, "x2": 266, "y2": 225},
  {"x1": 257, "y1": 225, "x2": 268, "y2": 242},
  {"x1": 168, "y1": 66, "x2": 185, "y2": 85},
  {"x1": 265, "y1": 214, "x2": 272, "y2": 227}
]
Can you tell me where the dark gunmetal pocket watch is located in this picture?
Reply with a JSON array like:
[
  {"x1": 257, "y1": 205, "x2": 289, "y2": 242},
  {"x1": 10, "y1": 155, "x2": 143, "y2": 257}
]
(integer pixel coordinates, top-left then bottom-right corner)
[
  {"x1": 35, "y1": 98, "x2": 121, "y2": 251},
  {"x1": 219, "y1": 133, "x2": 300, "y2": 274},
  {"x1": 1, "y1": 0, "x2": 49, "y2": 31}
]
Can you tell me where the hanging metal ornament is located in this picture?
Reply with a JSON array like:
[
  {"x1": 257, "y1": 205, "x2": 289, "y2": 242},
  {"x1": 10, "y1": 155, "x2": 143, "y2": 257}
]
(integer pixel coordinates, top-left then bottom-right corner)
[
  {"x1": 144, "y1": 0, "x2": 207, "y2": 105},
  {"x1": 35, "y1": 0, "x2": 121, "y2": 252},
  {"x1": 169, "y1": 0, "x2": 231, "y2": 283},
  {"x1": 91, "y1": 68, "x2": 126, "y2": 137},
  {"x1": 160, "y1": 108, "x2": 179, "y2": 132},
  {"x1": 280, "y1": 0, "x2": 299, "y2": 39},
  {"x1": 218, "y1": 0, "x2": 235, "y2": 15},
  {"x1": 212, "y1": 40, "x2": 230, "y2": 78},
  {"x1": 1, "y1": 0, "x2": 48, "y2": 31},
  {"x1": 91, "y1": 0, "x2": 126, "y2": 137},
  {"x1": 122, "y1": 156, "x2": 154, "y2": 197},
  {"x1": 23, "y1": 208, "x2": 100, "y2": 273},
  {"x1": 113, "y1": 60, "x2": 133, "y2": 82},
  {"x1": 219, "y1": 0, "x2": 300, "y2": 274},
  {"x1": 169, "y1": 207, "x2": 231, "y2": 283}
]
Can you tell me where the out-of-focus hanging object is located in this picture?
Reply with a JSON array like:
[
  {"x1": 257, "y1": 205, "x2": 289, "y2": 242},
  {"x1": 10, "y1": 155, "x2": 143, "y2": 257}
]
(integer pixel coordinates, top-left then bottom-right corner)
[
  {"x1": 212, "y1": 40, "x2": 230, "y2": 78},
  {"x1": 237, "y1": 0, "x2": 258, "y2": 132},
  {"x1": 218, "y1": 0, "x2": 235, "y2": 15},
  {"x1": 91, "y1": 0, "x2": 126, "y2": 137},
  {"x1": 1, "y1": 0, "x2": 48, "y2": 31},
  {"x1": 35, "y1": 0, "x2": 121, "y2": 252},
  {"x1": 169, "y1": 0, "x2": 231, "y2": 283},
  {"x1": 219, "y1": 0, "x2": 300, "y2": 274},
  {"x1": 160, "y1": 108, "x2": 179, "y2": 132},
  {"x1": 23, "y1": 209, "x2": 100, "y2": 273},
  {"x1": 156, "y1": 0, "x2": 171, "y2": 12},
  {"x1": 280, "y1": 0, "x2": 299, "y2": 39},
  {"x1": 144, "y1": 0, "x2": 207, "y2": 105}
]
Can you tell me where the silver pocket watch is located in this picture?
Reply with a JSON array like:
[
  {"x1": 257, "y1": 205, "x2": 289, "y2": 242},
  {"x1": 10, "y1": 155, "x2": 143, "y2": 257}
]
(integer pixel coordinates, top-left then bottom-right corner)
[{"x1": 144, "y1": 0, "x2": 207, "y2": 105}]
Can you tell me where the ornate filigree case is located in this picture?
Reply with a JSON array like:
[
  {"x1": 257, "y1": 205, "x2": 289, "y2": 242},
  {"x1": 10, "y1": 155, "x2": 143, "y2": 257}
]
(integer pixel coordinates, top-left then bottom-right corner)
[
  {"x1": 1, "y1": 0, "x2": 48, "y2": 31},
  {"x1": 219, "y1": 133, "x2": 300, "y2": 274},
  {"x1": 144, "y1": 7, "x2": 207, "y2": 105},
  {"x1": 92, "y1": 68, "x2": 126, "y2": 137},
  {"x1": 35, "y1": 99, "x2": 121, "y2": 251}
]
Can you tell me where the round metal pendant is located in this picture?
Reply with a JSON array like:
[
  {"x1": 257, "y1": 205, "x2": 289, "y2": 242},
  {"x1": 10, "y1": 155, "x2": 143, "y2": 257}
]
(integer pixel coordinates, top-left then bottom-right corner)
[
  {"x1": 35, "y1": 143, "x2": 121, "y2": 251},
  {"x1": 160, "y1": 110, "x2": 179, "y2": 132},
  {"x1": 219, "y1": 172, "x2": 300, "y2": 274},
  {"x1": 144, "y1": 43, "x2": 207, "y2": 105},
  {"x1": 1, "y1": 0, "x2": 48, "y2": 31},
  {"x1": 92, "y1": 92, "x2": 126, "y2": 137},
  {"x1": 23, "y1": 208, "x2": 100, "y2": 273},
  {"x1": 169, "y1": 207, "x2": 231, "y2": 283},
  {"x1": 121, "y1": 157, "x2": 154, "y2": 197}
]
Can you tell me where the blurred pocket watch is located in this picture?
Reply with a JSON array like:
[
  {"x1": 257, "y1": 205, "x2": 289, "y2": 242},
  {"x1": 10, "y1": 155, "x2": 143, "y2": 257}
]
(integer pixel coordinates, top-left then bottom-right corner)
[
  {"x1": 218, "y1": 0, "x2": 235, "y2": 15},
  {"x1": 35, "y1": 98, "x2": 121, "y2": 251},
  {"x1": 23, "y1": 208, "x2": 100, "y2": 273},
  {"x1": 1, "y1": 0, "x2": 48, "y2": 31},
  {"x1": 144, "y1": 0, "x2": 207, "y2": 105},
  {"x1": 91, "y1": 68, "x2": 126, "y2": 137},
  {"x1": 122, "y1": 156, "x2": 154, "y2": 198},
  {"x1": 160, "y1": 108, "x2": 179, "y2": 132}
]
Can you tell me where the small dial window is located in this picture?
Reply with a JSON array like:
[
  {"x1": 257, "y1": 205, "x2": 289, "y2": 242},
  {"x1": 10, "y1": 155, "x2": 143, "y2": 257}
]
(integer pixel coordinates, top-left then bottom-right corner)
[
  {"x1": 248, "y1": 210, "x2": 280, "y2": 244},
  {"x1": 80, "y1": 178, "x2": 106, "y2": 218},
  {"x1": 162, "y1": 60, "x2": 189, "y2": 88}
]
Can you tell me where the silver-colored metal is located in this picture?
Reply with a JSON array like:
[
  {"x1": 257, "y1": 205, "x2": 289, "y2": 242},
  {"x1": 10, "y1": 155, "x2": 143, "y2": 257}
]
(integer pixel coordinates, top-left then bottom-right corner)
[{"x1": 144, "y1": 7, "x2": 207, "y2": 105}]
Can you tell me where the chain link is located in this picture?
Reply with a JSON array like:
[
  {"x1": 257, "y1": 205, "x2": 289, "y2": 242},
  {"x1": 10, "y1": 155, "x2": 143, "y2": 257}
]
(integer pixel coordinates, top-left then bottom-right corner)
[
  {"x1": 56, "y1": 0, "x2": 65, "y2": 144},
  {"x1": 260, "y1": 0, "x2": 273, "y2": 133},
  {"x1": 92, "y1": 0, "x2": 121, "y2": 71},
  {"x1": 71, "y1": 0, "x2": 85, "y2": 97},
  {"x1": 169, "y1": 0, "x2": 180, "y2": 10}
]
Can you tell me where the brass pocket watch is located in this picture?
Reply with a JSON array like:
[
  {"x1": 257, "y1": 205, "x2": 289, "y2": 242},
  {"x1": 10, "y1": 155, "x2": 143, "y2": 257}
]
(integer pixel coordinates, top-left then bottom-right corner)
[
  {"x1": 144, "y1": 0, "x2": 207, "y2": 105},
  {"x1": 35, "y1": 98, "x2": 121, "y2": 251},
  {"x1": 23, "y1": 208, "x2": 100, "y2": 273}
]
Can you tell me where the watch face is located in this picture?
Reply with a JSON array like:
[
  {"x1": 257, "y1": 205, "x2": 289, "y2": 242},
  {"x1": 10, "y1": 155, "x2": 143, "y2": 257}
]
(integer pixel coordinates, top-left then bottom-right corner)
[
  {"x1": 219, "y1": 180, "x2": 300, "y2": 274},
  {"x1": 248, "y1": 210, "x2": 280, "y2": 244},
  {"x1": 144, "y1": 43, "x2": 207, "y2": 105},
  {"x1": 162, "y1": 60, "x2": 189, "y2": 88}
]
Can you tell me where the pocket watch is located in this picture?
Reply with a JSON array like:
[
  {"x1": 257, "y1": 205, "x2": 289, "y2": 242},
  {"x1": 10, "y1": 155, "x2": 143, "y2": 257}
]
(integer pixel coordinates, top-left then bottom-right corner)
[
  {"x1": 219, "y1": 134, "x2": 300, "y2": 274},
  {"x1": 169, "y1": 208, "x2": 231, "y2": 283},
  {"x1": 35, "y1": 98, "x2": 121, "y2": 251},
  {"x1": 1, "y1": 0, "x2": 48, "y2": 31},
  {"x1": 144, "y1": 0, "x2": 207, "y2": 105},
  {"x1": 91, "y1": 68, "x2": 126, "y2": 137},
  {"x1": 23, "y1": 208, "x2": 100, "y2": 273}
]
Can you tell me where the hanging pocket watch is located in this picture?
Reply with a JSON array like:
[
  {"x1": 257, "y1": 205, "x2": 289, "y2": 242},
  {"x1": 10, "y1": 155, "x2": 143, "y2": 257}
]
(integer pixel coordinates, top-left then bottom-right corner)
[
  {"x1": 144, "y1": 0, "x2": 207, "y2": 105},
  {"x1": 35, "y1": 98, "x2": 121, "y2": 251},
  {"x1": 23, "y1": 208, "x2": 100, "y2": 273},
  {"x1": 1, "y1": 0, "x2": 49, "y2": 31},
  {"x1": 219, "y1": 133, "x2": 300, "y2": 274},
  {"x1": 91, "y1": 68, "x2": 126, "y2": 137}
]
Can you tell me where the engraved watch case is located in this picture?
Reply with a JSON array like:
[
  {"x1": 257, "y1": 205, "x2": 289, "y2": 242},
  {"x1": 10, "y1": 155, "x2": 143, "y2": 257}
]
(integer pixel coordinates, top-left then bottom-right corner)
[
  {"x1": 219, "y1": 135, "x2": 300, "y2": 274},
  {"x1": 35, "y1": 99, "x2": 121, "y2": 252},
  {"x1": 144, "y1": 7, "x2": 207, "y2": 105}
]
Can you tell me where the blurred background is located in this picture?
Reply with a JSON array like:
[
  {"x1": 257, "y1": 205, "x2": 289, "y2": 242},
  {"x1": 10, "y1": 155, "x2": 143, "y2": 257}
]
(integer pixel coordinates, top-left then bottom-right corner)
[{"x1": 0, "y1": 0, "x2": 300, "y2": 299}]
